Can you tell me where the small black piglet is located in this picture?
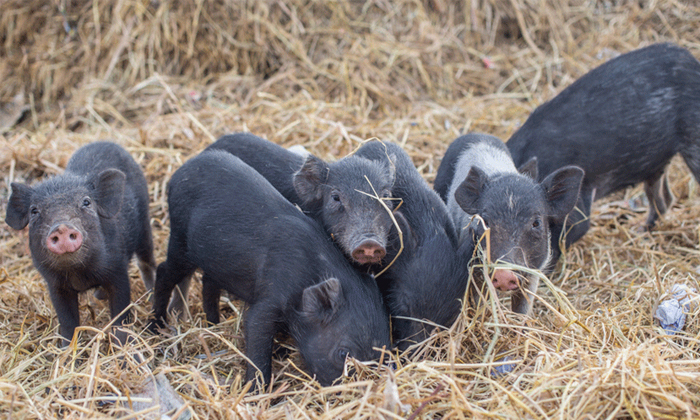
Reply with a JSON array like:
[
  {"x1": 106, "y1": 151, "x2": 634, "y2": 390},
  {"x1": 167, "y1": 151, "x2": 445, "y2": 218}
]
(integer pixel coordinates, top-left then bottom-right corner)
[
  {"x1": 434, "y1": 133, "x2": 583, "y2": 314},
  {"x1": 205, "y1": 133, "x2": 397, "y2": 266},
  {"x1": 5, "y1": 141, "x2": 155, "y2": 344},
  {"x1": 354, "y1": 141, "x2": 473, "y2": 349},
  {"x1": 151, "y1": 150, "x2": 391, "y2": 387},
  {"x1": 507, "y1": 43, "x2": 700, "y2": 260}
]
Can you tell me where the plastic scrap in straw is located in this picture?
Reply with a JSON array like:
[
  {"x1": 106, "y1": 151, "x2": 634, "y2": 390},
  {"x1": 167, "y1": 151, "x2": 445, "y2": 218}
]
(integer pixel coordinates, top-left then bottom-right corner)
[{"x1": 654, "y1": 284, "x2": 698, "y2": 334}]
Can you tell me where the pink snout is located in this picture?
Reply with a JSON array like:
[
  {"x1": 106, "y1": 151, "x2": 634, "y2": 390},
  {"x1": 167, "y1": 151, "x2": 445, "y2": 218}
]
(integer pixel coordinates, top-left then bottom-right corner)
[
  {"x1": 492, "y1": 269, "x2": 520, "y2": 291},
  {"x1": 46, "y1": 224, "x2": 83, "y2": 255},
  {"x1": 351, "y1": 240, "x2": 386, "y2": 265}
]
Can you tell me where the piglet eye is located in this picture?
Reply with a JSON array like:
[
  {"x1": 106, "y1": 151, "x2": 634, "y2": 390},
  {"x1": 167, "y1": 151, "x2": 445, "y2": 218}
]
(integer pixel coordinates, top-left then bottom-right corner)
[
  {"x1": 331, "y1": 193, "x2": 341, "y2": 202},
  {"x1": 532, "y1": 218, "x2": 541, "y2": 228},
  {"x1": 381, "y1": 190, "x2": 392, "y2": 199},
  {"x1": 337, "y1": 348, "x2": 349, "y2": 361},
  {"x1": 82, "y1": 197, "x2": 92, "y2": 207},
  {"x1": 30, "y1": 206, "x2": 39, "y2": 215}
]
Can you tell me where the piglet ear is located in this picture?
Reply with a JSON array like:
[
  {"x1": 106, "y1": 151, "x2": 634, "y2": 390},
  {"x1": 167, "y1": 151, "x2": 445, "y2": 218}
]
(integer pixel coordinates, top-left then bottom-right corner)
[
  {"x1": 5, "y1": 183, "x2": 33, "y2": 230},
  {"x1": 542, "y1": 165, "x2": 584, "y2": 221},
  {"x1": 385, "y1": 153, "x2": 397, "y2": 185},
  {"x1": 518, "y1": 157, "x2": 538, "y2": 180},
  {"x1": 454, "y1": 166, "x2": 486, "y2": 215},
  {"x1": 90, "y1": 169, "x2": 126, "y2": 218},
  {"x1": 302, "y1": 278, "x2": 343, "y2": 324},
  {"x1": 294, "y1": 155, "x2": 329, "y2": 207},
  {"x1": 392, "y1": 210, "x2": 418, "y2": 252}
]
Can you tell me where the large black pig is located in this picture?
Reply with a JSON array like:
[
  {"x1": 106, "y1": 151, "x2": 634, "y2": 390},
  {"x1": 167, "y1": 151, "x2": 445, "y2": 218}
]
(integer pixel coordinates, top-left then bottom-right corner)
[
  {"x1": 5, "y1": 141, "x2": 155, "y2": 344},
  {"x1": 151, "y1": 150, "x2": 391, "y2": 386},
  {"x1": 507, "y1": 43, "x2": 700, "y2": 260},
  {"x1": 434, "y1": 133, "x2": 583, "y2": 314},
  {"x1": 354, "y1": 140, "x2": 473, "y2": 349}
]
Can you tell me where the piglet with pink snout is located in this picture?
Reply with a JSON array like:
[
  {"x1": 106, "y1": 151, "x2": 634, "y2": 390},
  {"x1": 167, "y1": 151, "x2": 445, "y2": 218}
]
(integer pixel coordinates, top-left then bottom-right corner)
[{"x1": 435, "y1": 133, "x2": 584, "y2": 314}]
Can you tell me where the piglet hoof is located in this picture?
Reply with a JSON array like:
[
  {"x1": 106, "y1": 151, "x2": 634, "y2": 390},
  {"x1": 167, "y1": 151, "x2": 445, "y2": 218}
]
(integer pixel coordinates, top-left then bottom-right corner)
[{"x1": 632, "y1": 223, "x2": 654, "y2": 235}]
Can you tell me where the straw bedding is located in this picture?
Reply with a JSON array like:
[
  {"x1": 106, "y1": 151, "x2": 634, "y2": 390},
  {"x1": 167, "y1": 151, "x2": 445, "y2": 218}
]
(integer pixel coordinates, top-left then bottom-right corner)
[{"x1": 1, "y1": 0, "x2": 699, "y2": 418}]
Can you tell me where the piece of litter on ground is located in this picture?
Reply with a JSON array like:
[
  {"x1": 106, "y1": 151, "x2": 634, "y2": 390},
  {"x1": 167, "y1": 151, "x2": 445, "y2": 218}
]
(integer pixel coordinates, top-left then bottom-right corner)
[
  {"x1": 193, "y1": 349, "x2": 229, "y2": 360},
  {"x1": 654, "y1": 284, "x2": 697, "y2": 335},
  {"x1": 382, "y1": 368, "x2": 411, "y2": 415},
  {"x1": 491, "y1": 355, "x2": 516, "y2": 377},
  {"x1": 125, "y1": 373, "x2": 191, "y2": 420}
]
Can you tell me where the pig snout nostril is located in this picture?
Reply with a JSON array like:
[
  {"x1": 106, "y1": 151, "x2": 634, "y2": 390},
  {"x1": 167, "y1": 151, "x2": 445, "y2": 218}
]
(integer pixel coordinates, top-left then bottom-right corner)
[
  {"x1": 46, "y1": 225, "x2": 83, "y2": 255},
  {"x1": 351, "y1": 241, "x2": 386, "y2": 265},
  {"x1": 493, "y1": 269, "x2": 520, "y2": 292}
]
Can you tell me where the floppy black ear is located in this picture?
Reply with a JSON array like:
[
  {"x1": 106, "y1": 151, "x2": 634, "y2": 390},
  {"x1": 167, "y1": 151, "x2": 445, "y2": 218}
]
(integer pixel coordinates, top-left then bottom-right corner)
[
  {"x1": 518, "y1": 157, "x2": 538, "y2": 180},
  {"x1": 90, "y1": 169, "x2": 126, "y2": 218},
  {"x1": 392, "y1": 210, "x2": 418, "y2": 253},
  {"x1": 302, "y1": 278, "x2": 343, "y2": 324},
  {"x1": 454, "y1": 167, "x2": 486, "y2": 215},
  {"x1": 5, "y1": 183, "x2": 34, "y2": 230},
  {"x1": 293, "y1": 155, "x2": 329, "y2": 206},
  {"x1": 542, "y1": 165, "x2": 585, "y2": 221},
  {"x1": 384, "y1": 153, "x2": 397, "y2": 186}
]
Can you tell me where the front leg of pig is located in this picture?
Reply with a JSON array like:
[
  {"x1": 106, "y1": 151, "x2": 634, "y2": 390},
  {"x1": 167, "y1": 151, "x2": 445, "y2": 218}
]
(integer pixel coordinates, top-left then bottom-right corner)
[
  {"x1": 201, "y1": 275, "x2": 222, "y2": 325},
  {"x1": 47, "y1": 283, "x2": 81, "y2": 345},
  {"x1": 243, "y1": 302, "x2": 280, "y2": 387},
  {"x1": 106, "y1": 269, "x2": 134, "y2": 346}
]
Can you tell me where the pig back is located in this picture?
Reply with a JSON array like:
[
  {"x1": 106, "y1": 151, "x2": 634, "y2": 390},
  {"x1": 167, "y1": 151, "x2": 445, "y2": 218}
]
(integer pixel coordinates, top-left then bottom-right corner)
[
  {"x1": 205, "y1": 133, "x2": 305, "y2": 204},
  {"x1": 507, "y1": 43, "x2": 698, "y2": 188}
]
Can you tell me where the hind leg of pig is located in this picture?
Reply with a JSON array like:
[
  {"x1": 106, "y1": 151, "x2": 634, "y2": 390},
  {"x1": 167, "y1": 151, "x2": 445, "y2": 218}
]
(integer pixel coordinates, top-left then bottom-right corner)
[
  {"x1": 201, "y1": 275, "x2": 222, "y2": 325},
  {"x1": 243, "y1": 303, "x2": 278, "y2": 386},
  {"x1": 510, "y1": 275, "x2": 540, "y2": 315},
  {"x1": 152, "y1": 260, "x2": 196, "y2": 325},
  {"x1": 135, "y1": 227, "x2": 157, "y2": 292},
  {"x1": 48, "y1": 285, "x2": 80, "y2": 345},
  {"x1": 545, "y1": 192, "x2": 592, "y2": 274},
  {"x1": 680, "y1": 139, "x2": 700, "y2": 185},
  {"x1": 167, "y1": 275, "x2": 192, "y2": 321},
  {"x1": 643, "y1": 170, "x2": 674, "y2": 229}
]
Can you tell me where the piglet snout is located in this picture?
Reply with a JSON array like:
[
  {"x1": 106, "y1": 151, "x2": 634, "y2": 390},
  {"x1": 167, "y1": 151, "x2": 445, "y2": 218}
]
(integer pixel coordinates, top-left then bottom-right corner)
[
  {"x1": 46, "y1": 224, "x2": 83, "y2": 255},
  {"x1": 493, "y1": 269, "x2": 519, "y2": 291},
  {"x1": 351, "y1": 240, "x2": 386, "y2": 265}
]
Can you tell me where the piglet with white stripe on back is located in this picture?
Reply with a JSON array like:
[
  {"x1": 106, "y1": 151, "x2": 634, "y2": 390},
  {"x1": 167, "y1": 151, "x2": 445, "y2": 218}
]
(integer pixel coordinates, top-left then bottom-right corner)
[{"x1": 434, "y1": 133, "x2": 584, "y2": 314}]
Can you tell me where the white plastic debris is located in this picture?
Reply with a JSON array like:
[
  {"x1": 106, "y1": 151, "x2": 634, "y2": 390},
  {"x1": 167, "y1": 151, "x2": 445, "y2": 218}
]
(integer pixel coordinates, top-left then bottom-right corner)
[
  {"x1": 127, "y1": 373, "x2": 191, "y2": 420},
  {"x1": 491, "y1": 355, "x2": 516, "y2": 377},
  {"x1": 654, "y1": 284, "x2": 697, "y2": 334}
]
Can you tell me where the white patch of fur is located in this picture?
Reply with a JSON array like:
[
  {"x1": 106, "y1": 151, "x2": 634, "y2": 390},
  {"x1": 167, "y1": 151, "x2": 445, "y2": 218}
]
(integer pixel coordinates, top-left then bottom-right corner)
[{"x1": 447, "y1": 141, "x2": 517, "y2": 238}]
